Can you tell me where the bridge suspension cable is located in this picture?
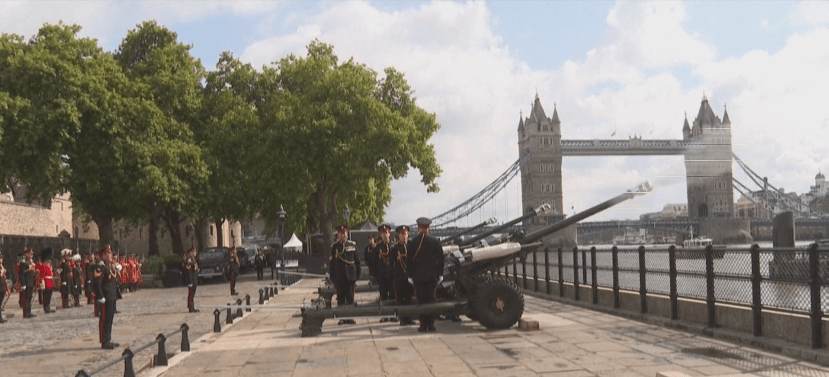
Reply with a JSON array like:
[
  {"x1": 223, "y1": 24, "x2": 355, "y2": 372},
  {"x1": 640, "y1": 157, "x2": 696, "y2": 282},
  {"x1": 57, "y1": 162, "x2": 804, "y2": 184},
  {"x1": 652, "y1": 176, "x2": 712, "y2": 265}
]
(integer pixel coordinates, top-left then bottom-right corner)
[
  {"x1": 732, "y1": 153, "x2": 826, "y2": 217},
  {"x1": 429, "y1": 154, "x2": 531, "y2": 228}
]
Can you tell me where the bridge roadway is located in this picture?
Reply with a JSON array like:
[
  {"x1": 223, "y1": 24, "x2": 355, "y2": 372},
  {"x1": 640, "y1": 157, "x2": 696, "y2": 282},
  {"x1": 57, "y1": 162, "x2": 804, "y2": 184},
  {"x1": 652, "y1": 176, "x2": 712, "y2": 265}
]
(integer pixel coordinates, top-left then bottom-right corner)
[{"x1": 147, "y1": 279, "x2": 829, "y2": 377}]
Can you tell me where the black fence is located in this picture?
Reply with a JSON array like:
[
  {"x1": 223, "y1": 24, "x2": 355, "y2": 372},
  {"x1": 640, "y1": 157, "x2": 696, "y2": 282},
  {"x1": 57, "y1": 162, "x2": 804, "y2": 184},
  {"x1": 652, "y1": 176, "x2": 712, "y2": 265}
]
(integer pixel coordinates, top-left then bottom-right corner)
[
  {"x1": 500, "y1": 243, "x2": 828, "y2": 349},
  {"x1": 76, "y1": 323, "x2": 190, "y2": 377}
]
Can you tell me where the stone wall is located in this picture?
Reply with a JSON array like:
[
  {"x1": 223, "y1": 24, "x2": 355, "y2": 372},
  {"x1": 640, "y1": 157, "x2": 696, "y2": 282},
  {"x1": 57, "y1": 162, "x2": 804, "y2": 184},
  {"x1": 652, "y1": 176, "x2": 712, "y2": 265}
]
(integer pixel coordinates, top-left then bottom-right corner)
[{"x1": 0, "y1": 194, "x2": 73, "y2": 237}]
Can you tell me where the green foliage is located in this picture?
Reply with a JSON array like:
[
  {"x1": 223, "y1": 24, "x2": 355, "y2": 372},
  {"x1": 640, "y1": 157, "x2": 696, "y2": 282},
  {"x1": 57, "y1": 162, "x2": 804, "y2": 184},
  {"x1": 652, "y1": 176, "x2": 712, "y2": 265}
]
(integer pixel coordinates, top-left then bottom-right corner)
[
  {"x1": 143, "y1": 255, "x2": 164, "y2": 275},
  {"x1": 163, "y1": 253, "x2": 182, "y2": 269}
]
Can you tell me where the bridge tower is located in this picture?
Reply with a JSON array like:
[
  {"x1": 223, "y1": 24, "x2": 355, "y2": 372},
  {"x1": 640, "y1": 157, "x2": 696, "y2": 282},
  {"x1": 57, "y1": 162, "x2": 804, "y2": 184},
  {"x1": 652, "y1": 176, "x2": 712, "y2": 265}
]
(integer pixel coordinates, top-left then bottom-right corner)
[
  {"x1": 518, "y1": 94, "x2": 572, "y2": 245},
  {"x1": 683, "y1": 96, "x2": 735, "y2": 220}
]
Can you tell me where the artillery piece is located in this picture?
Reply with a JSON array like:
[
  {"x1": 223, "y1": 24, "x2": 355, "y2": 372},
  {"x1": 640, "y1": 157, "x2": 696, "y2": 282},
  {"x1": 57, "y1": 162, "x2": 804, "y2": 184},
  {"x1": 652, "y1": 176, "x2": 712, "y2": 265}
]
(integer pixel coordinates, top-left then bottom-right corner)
[{"x1": 299, "y1": 182, "x2": 653, "y2": 336}]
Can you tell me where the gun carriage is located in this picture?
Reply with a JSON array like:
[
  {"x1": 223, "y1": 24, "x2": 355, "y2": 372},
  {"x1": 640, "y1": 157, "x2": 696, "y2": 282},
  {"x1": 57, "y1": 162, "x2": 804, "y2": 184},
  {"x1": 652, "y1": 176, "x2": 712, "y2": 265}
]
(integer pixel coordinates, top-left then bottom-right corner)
[{"x1": 300, "y1": 182, "x2": 653, "y2": 336}]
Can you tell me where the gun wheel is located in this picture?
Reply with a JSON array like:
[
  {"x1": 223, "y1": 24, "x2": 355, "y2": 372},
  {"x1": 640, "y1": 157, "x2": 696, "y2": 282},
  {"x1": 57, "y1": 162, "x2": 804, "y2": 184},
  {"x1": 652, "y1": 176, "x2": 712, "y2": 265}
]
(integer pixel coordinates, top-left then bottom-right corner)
[
  {"x1": 472, "y1": 277, "x2": 524, "y2": 330},
  {"x1": 464, "y1": 275, "x2": 492, "y2": 321}
]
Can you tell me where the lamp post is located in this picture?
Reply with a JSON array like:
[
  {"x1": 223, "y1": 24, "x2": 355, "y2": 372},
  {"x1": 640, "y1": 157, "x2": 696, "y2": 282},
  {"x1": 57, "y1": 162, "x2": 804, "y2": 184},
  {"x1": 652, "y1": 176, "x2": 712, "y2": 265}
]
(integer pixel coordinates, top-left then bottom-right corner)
[
  {"x1": 343, "y1": 206, "x2": 351, "y2": 240},
  {"x1": 277, "y1": 205, "x2": 286, "y2": 285}
]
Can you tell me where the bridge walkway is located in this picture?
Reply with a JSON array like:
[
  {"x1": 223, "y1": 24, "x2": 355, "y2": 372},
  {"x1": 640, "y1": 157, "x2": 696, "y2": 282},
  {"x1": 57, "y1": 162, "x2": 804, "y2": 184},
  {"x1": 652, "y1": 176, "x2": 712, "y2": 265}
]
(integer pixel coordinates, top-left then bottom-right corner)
[{"x1": 150, "y1": 278, "x2": 829, "y2": 377}]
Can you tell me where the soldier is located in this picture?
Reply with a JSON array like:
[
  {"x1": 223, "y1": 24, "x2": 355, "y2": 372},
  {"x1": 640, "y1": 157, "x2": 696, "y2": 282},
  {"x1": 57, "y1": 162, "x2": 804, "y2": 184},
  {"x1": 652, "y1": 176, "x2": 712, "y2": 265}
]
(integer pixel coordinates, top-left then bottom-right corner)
[
  {"x1": 254, "y1": 249, "x2": 265, "y2": 281},
  {"x1": 41, "y1": 248, "x2": 56, "y2": 313},
  {"x1": 329, "y1": 225, "x2": 360, "y2": 325},
  {"x1": 391, "y1": 225, "x2": 415, "y2": 325},
  {"x1": 229, "y1": 247, "x2": 240, "y2": 295},
  {"x1": 83, "y1": 254, "x2": 95, "y2": 306},
  {"x1": 19, "y1": 248, "x2": 36, "y2": 318},
  {"x1": 373, "y1": 225, "x2": 396, "y2": 322},
  {"x1": 72, "y1": 253, "x2": 83, "y2": 307},
  {"x1": 1, "y1": 253, "x2": 9, "y2": 323},
  {"x1": 406, "y1": 217, "x2": 444, "y2": 332},
  {"x1": 91, "y1": 253, "x2": 103, "y2": 317},
  {"x1": 364, "y1": 235, "x2": 377, "y2": 283},
  {"x1": 183, "y1": 248, "x2": 199, "y2": 312},
  {"x1": 93, "y1": 246, "x2": 120, "y2": 350},
  {"x1": 58, "y1": 249, "x2": 75, "y2": 309}
]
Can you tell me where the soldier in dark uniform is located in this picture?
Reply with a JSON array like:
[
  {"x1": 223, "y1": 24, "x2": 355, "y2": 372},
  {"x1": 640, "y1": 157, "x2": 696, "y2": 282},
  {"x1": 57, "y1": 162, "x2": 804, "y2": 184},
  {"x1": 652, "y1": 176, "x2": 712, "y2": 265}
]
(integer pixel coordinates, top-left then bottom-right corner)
[
  {"x1": 59, "y1": 249, "x2": 75, "y2": 309},
  {"x1": 391, "y1": 225, "x2": 415, "y2": 325},
  {"x1": 228, "y1": 247, "x2": 240, "y2": 295},
  {"x1": 93, "y1": 246, "x2": 119, "y2": 350},
  {"x1": 19, "y1": 248, "x2": 36, "y2": 318},
  {"x1": 329, "y1": 225, "x2": 360, "y2": 325},
  {"x1": 83, "y1": 253, "x2": 94, "y2": 304},
  {"x1": 254, "y1": 249, "x2": 265, "y2": 281},
  {"x1": 406, "y1": 217, "x2": 444, "y2": 332},
  {"x1": 183, "y1": 248, "x2": 199, "y2": 312},
  {"x1": 72, "y1": 254, "x2": 83, "y2": 307},
  {"x1": 373, "y1": 225, "x2": 397, "y2": 322},
  {"x1": 1, "y1": 253, "x2": 9, "y2": 323}
]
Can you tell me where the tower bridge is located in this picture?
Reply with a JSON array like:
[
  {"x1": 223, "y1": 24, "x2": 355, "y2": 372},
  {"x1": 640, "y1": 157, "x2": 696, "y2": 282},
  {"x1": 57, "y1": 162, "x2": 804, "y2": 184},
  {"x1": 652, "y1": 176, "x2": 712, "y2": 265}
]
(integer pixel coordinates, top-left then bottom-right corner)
[{"x1": 426, "y1": 94, "x2": 826, "y2": 246}]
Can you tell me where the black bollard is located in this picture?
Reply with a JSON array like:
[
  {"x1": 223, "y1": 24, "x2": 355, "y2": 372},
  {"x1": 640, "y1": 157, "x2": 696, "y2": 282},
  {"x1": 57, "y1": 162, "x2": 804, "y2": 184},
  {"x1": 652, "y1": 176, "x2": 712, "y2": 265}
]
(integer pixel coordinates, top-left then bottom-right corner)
[
  {"x1": 226, "y1": 303, "x2": 233, "y2": 324},
  {"x1": 235, "y1": 299, "x2": 243, "y2": 318},
  {"x1": 154, "y1": 333, "x2": 169, "y2": 366},
  {"x1": 213, "y1": 309, "x2": 221, "y2": 332},
  {"x1": 75, "y1": 371, "x2": 90, "y2": 377},
  {"x1": 269, "y1": 286, "x2": 274, "y2": 297},
  {"x1": 180, "y1": 323, "x2": 190, "y2": 352},
  {"x1": 259, "y1": 289, "x2": 264, "y2": 305},
  {"x1": 123, "y1": 348, "x2": 136, "y2": 377},
  {"x1": 245, "y1": 294, "x2": 251, "y2": 312}
]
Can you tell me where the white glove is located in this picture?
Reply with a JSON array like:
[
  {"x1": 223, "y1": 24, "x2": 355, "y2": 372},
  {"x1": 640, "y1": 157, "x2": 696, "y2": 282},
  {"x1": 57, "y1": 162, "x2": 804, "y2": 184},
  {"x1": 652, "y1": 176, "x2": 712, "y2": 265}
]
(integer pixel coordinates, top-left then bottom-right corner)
[
  {"x1": 437, "y1": 276, "x2": 444, "y2": 285},
  {"x1": 407, "y1": 278, "x2": 413, "y2": 285},
  {"x1": 188, "y1": 284, "x2": 193, "y2": 287},
  {"x1": 21, "y1": 286, "x2": 26, "y2": 290},
  {"x1": 98, "y1": 298, "x2": 106, "y2": 304},
  {"x1": 62, "y1": 282, "x2": 67, "y2": 285}
]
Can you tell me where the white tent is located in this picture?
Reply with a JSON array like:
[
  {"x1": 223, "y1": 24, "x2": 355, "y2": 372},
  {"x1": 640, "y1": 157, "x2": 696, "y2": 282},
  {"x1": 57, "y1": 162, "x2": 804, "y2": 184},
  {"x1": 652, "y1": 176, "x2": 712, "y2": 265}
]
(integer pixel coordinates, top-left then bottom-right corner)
[{"x1": 284, "y1": 233, "x2": 303, "y2": 251}]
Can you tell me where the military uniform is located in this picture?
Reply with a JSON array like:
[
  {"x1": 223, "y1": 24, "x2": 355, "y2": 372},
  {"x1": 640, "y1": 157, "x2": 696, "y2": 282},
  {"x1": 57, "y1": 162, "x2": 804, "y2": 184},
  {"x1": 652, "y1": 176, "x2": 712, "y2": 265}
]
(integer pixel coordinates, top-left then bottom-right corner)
[
  {"x1": 183, "y1": 248, "x2": 199, "y2": 312},
  {"x1": 18, "y1": 249, "x2": 36, "y2": 318},
  {"x1": 364, "y1": 236, "x2": 377, "y2": 282},
  {"x1": 391, "y1": 225, "x2": 415, "y2": 325},
  {"x1": 59, "y1": 250, "x2": 76, "y2": 309},
  {"x1": 229, "y1": 248, "x2": 240, "y2": 295},
  {"x1": 40, "y1": 248, "x2": 55, "y2": 313},
  {"x1": 72, "y1": 255, "x2": 83, "y2": 306},
  {"x1": 93, "y1": 246, "x2": 119, "y2": 350},
  {"x1": 373, "y1": 227, "x2": 394, "y2": 302},
  {"x1": 406, "y1": 218, "x2": 444, "y2": 332},
  {"x1": 329, "y1": 226, "x2": 361, "y2": 309},
  {"x1": 0, "y1": 255, "x2": 9, "y2": 323},
  {"x1": 254, "y1": 252, "x2": 265, "y2": 280}
]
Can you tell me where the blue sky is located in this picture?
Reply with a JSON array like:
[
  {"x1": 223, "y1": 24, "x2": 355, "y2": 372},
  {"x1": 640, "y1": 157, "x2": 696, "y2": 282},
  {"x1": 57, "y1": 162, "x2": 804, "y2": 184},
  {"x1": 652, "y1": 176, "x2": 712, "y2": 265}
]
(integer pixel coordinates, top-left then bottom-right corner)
[{"x1": 3, "y1": 1, "x2": 828, "y2": 227}]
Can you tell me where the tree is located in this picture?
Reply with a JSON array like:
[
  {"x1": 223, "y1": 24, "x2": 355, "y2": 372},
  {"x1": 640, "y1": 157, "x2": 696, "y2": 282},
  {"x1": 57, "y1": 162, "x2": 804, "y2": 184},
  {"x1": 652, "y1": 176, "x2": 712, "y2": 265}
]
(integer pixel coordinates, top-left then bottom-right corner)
[
  {"x1": 114, "y1": 21, "x2": 208, "y2": 255},
  {"x1": 0, "y1": 23, "x2": 205, "y2": 249},
  {"x1": 256, "y1": 41, "x2": 442, "y2": 247}
]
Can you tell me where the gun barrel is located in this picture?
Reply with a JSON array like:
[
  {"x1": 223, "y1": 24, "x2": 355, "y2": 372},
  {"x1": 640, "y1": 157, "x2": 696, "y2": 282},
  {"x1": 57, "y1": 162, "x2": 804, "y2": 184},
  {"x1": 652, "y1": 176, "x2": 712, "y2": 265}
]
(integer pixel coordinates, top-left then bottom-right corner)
[
  {"x1": 461, "y1": 203, "x2": 551, "y2": 247},
  {"x1": 521, "y1": 182, "x2": 652, "y2": 245},
  {"x1": 440, "y1": 218, "x2": 495, "y2": 245}
]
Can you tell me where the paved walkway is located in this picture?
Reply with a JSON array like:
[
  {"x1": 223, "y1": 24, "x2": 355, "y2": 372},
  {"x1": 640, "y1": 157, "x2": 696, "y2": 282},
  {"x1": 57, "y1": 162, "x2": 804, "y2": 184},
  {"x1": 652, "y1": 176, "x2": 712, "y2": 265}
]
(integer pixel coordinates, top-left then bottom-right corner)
[{"x1": 150, "y1": 279, "x2": 829, "y2": 377}]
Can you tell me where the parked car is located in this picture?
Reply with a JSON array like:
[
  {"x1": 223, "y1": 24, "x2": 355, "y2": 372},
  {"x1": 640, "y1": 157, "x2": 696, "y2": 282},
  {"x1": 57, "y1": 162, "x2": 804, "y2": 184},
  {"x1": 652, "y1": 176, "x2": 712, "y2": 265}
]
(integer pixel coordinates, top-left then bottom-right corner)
[{"x1": 197, "y1": 247, "x2": 230, "y2": 283}]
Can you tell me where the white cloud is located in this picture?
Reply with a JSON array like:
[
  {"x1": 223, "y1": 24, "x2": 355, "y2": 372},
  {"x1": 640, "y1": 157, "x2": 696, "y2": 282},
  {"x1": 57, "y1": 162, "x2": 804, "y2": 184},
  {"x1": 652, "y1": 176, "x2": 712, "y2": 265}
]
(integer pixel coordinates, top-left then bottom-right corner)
[{"x1": 5, "y1": 1, "x2": 827, "y2": 229}]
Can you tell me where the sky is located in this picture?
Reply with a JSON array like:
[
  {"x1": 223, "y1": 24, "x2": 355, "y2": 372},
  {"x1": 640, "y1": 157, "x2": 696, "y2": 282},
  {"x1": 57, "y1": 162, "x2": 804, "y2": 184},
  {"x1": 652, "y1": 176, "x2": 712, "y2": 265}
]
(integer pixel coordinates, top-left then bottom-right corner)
[{"x1": 2, "y1": 1, "x2": 829, "y2": 228}]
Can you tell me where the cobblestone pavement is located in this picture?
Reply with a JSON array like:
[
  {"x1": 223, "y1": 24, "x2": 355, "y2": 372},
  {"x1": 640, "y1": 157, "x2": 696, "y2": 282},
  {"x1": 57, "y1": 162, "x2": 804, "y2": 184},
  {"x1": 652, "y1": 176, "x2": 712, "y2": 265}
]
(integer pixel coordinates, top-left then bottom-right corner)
[
  {"x1": 0, "y1": 272, "x2": 272, "y2": 377},
  {"x1": 152, "y1": 279, "x2": 829, "y2": 377}
]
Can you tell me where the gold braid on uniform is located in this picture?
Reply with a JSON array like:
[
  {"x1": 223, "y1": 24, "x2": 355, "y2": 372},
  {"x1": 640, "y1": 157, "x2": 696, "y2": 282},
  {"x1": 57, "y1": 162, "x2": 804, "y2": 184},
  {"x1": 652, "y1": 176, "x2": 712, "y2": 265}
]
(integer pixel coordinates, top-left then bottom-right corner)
[
  {"x1": 335, "y1": 242, "x2": 355, "y2": 265},
  {"x1": 378, "y1": 243, "x2": 390, "y2": 265},
  {"x1": 396, "y1": 244, "x2": 408, "y2": 275}
]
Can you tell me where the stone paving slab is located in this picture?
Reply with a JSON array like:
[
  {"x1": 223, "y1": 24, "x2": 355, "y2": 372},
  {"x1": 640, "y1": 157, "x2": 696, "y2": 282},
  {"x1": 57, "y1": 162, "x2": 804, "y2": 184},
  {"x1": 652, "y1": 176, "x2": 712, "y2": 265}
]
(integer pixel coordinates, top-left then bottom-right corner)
[{"x1": 145, "y1": 278, "x2": 829, "y2": 377}]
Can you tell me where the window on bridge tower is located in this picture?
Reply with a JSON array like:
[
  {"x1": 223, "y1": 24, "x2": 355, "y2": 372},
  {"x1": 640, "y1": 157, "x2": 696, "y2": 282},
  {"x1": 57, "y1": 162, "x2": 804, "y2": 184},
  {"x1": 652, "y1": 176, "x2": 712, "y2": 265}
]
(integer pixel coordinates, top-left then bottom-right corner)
[{"x1": 698, "y1": 204, "x2": 709, "y2": 218}]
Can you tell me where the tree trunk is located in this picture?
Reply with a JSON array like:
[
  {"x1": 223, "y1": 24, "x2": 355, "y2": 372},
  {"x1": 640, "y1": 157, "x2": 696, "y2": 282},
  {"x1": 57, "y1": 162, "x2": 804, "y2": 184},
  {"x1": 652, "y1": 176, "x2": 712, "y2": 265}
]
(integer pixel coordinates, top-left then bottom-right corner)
[
  {"x1": 93, "y1": 216, "x2": 115, "y2": 249},
  {"x1": 161, "y1": 209, "x2": 186, "y2": 256},
  {"x1": 215, "y1": 219, "x2": 226, "y2": 248},
  {"x1": 148, "y1": 202, "x2": 160, "y2": 256},
  {"x1": 195, "y1": 215, "x2": 209, "y2": 251},
  {"x1": 314, "y1": 181, "x2": 338, "y2": 249}
]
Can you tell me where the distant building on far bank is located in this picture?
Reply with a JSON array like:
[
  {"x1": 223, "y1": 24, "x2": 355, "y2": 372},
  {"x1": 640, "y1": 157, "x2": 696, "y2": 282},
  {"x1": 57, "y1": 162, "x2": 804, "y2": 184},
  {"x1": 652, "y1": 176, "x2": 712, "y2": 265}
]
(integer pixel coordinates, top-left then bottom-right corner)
[{"x1": 735, "y1": 171, "x2": 828, "y2": 219}]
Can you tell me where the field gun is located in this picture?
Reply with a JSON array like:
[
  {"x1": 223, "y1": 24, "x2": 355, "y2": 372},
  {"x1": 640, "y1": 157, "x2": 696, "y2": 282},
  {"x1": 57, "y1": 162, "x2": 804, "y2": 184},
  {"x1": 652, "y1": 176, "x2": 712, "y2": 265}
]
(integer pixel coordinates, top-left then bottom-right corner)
[{"x1": 299, "y1": 182, "x2": 652, "y2": 336}]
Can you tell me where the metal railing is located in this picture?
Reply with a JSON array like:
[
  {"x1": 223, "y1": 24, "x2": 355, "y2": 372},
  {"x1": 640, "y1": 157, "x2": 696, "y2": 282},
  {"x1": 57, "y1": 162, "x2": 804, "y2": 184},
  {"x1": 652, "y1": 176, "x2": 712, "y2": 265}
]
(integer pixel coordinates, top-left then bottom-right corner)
[
  {"x1": 75, "y1": 323, "x2": 190, "y2": 377},
  {"x1": 501, "y1": 243, "x2": 828, "y2": 349}
]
